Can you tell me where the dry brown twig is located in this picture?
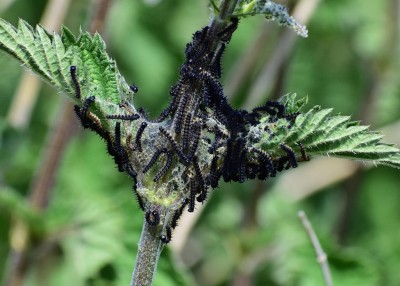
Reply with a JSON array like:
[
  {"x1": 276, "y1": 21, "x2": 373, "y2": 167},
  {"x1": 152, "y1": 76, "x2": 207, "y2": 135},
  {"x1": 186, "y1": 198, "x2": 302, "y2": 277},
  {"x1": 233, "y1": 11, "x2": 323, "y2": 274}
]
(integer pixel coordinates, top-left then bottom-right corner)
[{"x1": 298, "y1": 210, "x2": 333, "y2": 286}]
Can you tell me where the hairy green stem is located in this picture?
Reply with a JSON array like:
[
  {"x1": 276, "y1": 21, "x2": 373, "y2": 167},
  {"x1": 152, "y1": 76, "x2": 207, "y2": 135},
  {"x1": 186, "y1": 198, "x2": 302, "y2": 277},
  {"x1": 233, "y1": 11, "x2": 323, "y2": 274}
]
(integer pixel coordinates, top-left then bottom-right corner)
[
  {"x1": 208, "y1": 0, "x2": 239, "y2": 45},
  {"x1": 219, "y1": 0, "x2": 238, "y2": 19},
  {"x1": 130, "y1": 219, "x2": 164, "y2": 286}
]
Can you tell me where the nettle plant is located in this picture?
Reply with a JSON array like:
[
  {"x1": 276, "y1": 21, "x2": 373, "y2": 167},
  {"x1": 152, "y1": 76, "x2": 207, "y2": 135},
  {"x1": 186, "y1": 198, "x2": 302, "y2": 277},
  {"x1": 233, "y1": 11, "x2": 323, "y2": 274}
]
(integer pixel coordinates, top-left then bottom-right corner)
[{"x1": 1, "y1": 0, "x2": 400, "y2": 285}]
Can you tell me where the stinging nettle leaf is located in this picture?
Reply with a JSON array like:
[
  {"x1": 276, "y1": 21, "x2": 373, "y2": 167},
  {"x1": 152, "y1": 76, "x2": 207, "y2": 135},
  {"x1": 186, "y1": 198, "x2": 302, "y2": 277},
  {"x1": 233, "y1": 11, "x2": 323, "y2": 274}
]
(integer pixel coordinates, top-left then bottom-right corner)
[
  {"x1": 0, "y1": 19, "x2": 134, "y2": 129},
  {"x1": 254, "y1": 94, "x2": 400, "y2": 168},
  {"x1": 61, "y1": 25, "x2": 76, "y2": 47}
]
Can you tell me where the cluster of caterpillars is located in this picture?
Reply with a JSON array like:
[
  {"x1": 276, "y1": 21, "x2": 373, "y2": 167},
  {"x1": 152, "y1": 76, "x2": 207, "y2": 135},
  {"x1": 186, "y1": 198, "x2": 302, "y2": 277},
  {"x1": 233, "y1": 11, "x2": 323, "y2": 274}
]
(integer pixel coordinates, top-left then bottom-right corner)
[
  {"x1": 142, "y1": 18, "x2": 307, "y2": 243},
  {"x1": 70, "y1": 65, "x2": 190, "y2": 244},
  {"x1": 70, "y1": 66, "x2": 145, "y2": 210},
  {"x1": 70, "y1": 17, "x2": 308, "y2": 244}
]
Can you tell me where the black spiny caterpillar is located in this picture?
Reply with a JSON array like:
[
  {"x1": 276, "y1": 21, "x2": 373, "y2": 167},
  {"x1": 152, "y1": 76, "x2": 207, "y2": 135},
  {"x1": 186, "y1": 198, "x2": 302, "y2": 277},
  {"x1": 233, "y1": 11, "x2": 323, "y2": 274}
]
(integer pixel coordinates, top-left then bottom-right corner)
[{"x1": 70, "y1": 17, "x2": 307, "y2": 244}]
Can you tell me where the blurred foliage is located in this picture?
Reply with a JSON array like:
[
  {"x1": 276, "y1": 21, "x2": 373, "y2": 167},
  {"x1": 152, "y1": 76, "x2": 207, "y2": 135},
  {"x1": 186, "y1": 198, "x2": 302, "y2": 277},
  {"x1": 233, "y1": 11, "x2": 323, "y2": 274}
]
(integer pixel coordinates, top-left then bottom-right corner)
[{"x1": 0, "y1": 0, "x2": 399, "y2": 285}]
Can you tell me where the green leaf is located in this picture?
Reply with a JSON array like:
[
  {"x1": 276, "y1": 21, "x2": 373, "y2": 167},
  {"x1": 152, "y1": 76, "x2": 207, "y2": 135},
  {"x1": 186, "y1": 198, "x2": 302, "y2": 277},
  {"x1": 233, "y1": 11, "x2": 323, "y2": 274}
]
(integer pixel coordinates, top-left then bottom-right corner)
[
  {"x1": 0, "y1": 18, "x2": 137, "y2": 127},
  {"x1": 0, "y1": 19, "x2": 21, "y2": 60},
  {"x1": 17, "y1": 19, "x2": 52, "y2": 82},
  {"x1": 61, "y1": 25, "x2": 76, "y2": 47},
  {"x1": 252, "y1": 94, "x2": 400, "y2": 168},
  {"x1": 0, "y1": 18, "x2": 146, "y2": 147}
]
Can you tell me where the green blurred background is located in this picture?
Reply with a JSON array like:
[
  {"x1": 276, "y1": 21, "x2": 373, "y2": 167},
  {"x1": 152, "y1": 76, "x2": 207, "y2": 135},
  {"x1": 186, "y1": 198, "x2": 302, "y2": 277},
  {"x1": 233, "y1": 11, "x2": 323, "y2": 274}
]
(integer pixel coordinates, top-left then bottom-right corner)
[{"x1": 0, "y1": 0, "x2": 400, "y2": 285}]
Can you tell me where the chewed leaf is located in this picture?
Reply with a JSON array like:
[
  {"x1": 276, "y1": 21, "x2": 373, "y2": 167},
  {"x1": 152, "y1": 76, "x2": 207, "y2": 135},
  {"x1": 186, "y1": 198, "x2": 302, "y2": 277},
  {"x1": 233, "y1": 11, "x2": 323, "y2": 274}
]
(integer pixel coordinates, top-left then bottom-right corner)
[{"x1": 235, "y1": 0, "x2": 308, "y2": 37}]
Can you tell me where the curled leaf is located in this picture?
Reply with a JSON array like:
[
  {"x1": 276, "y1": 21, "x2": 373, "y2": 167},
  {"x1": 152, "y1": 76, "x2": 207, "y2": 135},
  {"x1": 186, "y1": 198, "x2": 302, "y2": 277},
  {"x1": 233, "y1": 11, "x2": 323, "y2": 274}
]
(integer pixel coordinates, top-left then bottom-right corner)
[{"x1": 236, "y1": 0, "x2": 308, "y2": 37}]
